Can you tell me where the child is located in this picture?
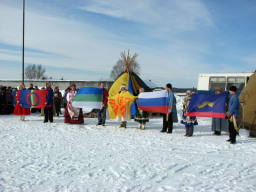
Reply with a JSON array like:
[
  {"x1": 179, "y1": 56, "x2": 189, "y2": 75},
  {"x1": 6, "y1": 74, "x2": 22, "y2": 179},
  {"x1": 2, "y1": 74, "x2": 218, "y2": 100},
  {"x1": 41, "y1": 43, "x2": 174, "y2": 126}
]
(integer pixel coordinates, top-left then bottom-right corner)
[
  {"x1": 180, "y1": 90, "x2": 198, "y2": 136},
  {"x1": 134, "y1": 88, "x2": 149, "y2": 129}
]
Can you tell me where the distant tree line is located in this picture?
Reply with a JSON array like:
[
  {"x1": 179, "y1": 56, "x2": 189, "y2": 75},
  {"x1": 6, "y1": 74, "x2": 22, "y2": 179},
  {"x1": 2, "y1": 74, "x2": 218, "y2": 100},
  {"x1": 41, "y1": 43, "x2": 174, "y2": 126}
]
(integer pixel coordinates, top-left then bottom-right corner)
[{"x1": 25, "y1": 64, "x2": 46, "y2": 79}]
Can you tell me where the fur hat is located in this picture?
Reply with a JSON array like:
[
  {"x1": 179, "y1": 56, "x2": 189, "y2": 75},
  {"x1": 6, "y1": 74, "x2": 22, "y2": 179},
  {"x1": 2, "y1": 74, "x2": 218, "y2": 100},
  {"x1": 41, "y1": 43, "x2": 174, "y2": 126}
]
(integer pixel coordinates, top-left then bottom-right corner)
[
  {"x1": 186, "y1": 90, "x2": 192, "y2": 95},
  {"x1": 166, "y1": 83, "x2": 172, "y2": 89},
  {"x1": 120, "y1": 84, "x2": 127, "y2": 90},
  {"x1": 229, "y1": 86, "x2": 237, "y2": 92}
]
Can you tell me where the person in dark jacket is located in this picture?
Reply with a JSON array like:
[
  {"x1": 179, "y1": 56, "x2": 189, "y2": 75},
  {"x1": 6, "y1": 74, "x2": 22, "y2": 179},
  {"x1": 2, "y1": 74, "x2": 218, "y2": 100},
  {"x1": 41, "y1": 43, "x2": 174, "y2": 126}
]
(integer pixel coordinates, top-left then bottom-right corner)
[
  {"x1": 5, "y1": 86, "x2": 14, "y2": 114},
  {"x1": 44, "y1": 82, "x2": 54, "y2": 123},
  {"x1": 97, "y1": 82, "x2": 109, "y2": 126},
  {"x1": 0, "y1": 86, "x2": 6, "y2": 115},
  {"x1": 54, "y1": 86, "x2": 62, "y2": 117},
  {"x1": 226, "y1": 86, "x2": 240, "y2": 144}
]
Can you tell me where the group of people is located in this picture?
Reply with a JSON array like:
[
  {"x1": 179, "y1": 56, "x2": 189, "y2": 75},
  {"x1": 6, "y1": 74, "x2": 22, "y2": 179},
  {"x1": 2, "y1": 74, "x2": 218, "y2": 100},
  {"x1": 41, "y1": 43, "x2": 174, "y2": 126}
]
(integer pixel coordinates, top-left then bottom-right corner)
[
  {"x1": 0, "y1": 85, "x2": 18, "y2": 115},
  {"x1": 153, "y1": 83, "x2": 239, "y2": 144},
  {"x1": 4, "y1": 81, "x2": 240, "y2": 144}
]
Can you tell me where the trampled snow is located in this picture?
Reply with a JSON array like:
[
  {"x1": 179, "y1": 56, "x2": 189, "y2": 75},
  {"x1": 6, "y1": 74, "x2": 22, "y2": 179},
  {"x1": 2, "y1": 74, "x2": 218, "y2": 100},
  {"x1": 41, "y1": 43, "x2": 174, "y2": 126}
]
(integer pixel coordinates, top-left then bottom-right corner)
[{"x1": 1, "y1": 95, "x2": 256, "y2": 192}]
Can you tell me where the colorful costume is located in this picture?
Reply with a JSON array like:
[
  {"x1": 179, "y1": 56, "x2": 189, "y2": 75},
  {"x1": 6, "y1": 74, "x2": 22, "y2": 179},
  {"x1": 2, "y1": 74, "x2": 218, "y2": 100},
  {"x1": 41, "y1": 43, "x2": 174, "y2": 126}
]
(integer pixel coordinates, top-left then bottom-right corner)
[
  {"x1": 64, "y1": 89, "x2": 84, "y2": 124},
  {"x1": 13, "y1": 90, "x2": 31, "y2": 116},
  {"x1": 180, "y1": 91, "x2": 198, "y2": 136}
]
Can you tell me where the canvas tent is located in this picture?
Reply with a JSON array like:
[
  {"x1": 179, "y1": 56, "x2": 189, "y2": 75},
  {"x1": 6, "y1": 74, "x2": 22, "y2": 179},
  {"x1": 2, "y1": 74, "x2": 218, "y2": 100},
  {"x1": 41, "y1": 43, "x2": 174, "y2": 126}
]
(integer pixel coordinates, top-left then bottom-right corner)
[
  {"x1": 239, "y1": 72, "x2": 256, "y2": 137},
  {"x1": 108, "y1": 51, "x2": 151, "y2": 98},
  {"x1": 108, "y1": 51, "x2": 151, "y2": 119}
]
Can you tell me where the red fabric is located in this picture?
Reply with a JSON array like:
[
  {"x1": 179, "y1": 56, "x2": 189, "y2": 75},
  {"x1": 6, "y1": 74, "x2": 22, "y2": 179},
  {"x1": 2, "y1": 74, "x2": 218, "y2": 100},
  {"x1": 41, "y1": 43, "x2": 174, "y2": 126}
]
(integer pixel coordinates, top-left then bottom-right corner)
[
  {"x1": 64, "y1": 105, "x2": 84, "y2": 124},
  {"x1": 103, "y1": 88, "x2": 109, "y2": 108},
  {"x1": 13, "y1": 90, "x2": 31, "y2": 115}
]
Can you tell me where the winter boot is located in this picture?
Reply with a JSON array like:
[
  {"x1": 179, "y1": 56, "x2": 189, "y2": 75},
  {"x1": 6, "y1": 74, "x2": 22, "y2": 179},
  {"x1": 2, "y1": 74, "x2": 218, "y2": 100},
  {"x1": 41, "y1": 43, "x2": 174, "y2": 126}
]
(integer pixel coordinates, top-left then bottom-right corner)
[{"x1": 142, "y1": 123, "x2": 146, "y2": 130}]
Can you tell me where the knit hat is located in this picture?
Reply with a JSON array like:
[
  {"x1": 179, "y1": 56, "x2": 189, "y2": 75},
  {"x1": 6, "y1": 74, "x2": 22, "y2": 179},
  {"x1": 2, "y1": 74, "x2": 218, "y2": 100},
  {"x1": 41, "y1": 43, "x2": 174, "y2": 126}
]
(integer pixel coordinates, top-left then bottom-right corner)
[
  {"x1": 120, "y1": 84, "x2": 127, "y2": 90},
  {"x1": 166, "y1": 83, "x2": 172, "y2": 89},
  {"x1": 229, "y1": 86, "x2": 237, "y2": 92}
]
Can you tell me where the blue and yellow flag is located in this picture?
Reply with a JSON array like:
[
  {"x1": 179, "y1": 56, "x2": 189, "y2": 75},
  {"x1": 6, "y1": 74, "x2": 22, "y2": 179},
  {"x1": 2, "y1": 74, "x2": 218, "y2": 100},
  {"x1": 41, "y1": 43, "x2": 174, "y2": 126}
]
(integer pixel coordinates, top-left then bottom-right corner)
[
  {"x1": 19, "y1": 90, "x2": 48, "y2": 108},
  {"x1": 187, "y1": 92, "x2": 228, "y2": 118}
]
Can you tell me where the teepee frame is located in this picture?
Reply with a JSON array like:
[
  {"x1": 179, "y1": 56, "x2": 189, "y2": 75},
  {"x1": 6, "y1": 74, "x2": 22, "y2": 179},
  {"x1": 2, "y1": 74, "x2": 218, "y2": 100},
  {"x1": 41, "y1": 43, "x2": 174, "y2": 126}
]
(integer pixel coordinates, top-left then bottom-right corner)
[{"x1": 120, "y1": 50, "x2": 138, "y2": 73}]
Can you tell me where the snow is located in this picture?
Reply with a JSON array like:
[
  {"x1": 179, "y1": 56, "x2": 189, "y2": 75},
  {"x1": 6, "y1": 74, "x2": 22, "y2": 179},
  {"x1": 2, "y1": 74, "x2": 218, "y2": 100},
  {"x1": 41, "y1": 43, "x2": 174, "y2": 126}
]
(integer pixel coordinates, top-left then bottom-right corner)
[{"x1": 1, "y1": 95, "x2": 256, "y2": 192}]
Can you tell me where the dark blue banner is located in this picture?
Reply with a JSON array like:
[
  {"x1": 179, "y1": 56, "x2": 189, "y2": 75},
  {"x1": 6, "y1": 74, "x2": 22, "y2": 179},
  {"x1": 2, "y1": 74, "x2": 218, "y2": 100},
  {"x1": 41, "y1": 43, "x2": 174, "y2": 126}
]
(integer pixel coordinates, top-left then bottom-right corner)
[{"x1": 187, "y1": 92, "x2": 228, "y2": 118}]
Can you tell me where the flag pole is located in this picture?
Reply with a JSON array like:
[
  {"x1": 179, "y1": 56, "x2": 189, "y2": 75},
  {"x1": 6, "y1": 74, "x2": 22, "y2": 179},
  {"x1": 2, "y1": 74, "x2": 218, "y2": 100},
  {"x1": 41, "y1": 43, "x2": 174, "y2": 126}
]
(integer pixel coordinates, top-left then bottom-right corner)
[{"x1": 22, "y1": 0, "x2": 25, "y2": 85}]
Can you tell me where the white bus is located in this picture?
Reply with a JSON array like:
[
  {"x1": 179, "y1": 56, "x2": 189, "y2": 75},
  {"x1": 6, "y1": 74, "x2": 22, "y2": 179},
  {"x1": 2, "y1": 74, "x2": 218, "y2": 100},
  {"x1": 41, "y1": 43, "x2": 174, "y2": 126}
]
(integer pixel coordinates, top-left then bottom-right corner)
[{"x1": 197, "y1": 72, "x2": 253, "y2": 91}]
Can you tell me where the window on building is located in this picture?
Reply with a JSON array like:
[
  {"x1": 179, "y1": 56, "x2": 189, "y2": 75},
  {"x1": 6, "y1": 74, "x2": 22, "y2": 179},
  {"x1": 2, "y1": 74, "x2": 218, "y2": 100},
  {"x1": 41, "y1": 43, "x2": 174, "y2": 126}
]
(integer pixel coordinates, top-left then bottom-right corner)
[
  {"x1": 209, "y1": 77, "x2": 226, "y2": 91},
  {"x1": 226, "y1": 77, "x2": 245, "y2": 91}
]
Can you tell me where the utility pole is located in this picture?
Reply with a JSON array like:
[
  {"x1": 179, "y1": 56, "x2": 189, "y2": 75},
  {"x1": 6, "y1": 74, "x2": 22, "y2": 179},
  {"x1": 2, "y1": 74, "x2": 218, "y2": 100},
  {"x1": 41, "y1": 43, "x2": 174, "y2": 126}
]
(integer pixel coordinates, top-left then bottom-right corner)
[{"x1": 22, "y1": 0, "x2": 25, "y2": 85}]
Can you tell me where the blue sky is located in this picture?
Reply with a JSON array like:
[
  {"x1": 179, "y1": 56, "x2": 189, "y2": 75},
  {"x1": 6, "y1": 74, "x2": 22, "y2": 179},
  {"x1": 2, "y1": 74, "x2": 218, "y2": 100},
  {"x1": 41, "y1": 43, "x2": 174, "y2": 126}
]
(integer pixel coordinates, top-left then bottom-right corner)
[{"x1": 0, "y1": 0, "x2": 255, "y2": 88}]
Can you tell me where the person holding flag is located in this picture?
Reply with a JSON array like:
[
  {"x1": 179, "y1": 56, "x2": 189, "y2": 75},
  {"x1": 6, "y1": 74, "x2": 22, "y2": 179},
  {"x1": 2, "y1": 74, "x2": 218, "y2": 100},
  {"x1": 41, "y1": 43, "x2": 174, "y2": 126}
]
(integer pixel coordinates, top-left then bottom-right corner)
[
  {"x1": 108, "y1": 84, "x2": 136, "y2": 128},
  {"x1": 97, "y1": 82, "x2": 109, "y2": 126},
  {"x1": 44, "y1": 82, "x2": 54, "y2": 123},
  {"x1": 226, "y1": 86, "x2": 240, "y2": 144},
  {"x1": 181, "y1": 90, "x2": 198, "y2": 137},
  {"x1": 64, "y1": 83, "x2": 84, "y2": 124},
  {"x1": 13, "y1": 84, "x2": 31, "y2": 121},
  {"x1": 161, "y1": 83, "x2": 175, "y2": 133},
  {"x1": 212, "y1": 88, "x2": 228, "y2": 135}
]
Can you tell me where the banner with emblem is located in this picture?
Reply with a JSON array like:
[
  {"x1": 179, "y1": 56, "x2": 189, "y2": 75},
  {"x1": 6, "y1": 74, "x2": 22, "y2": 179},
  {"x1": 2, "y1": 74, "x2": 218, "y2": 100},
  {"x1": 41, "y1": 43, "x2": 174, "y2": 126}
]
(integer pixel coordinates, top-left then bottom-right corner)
[
  {"x1": 19, "y1": 90, "x2": 48, "y2": 108},
  {"x1": 187, "y1": 92, "x2": 228, "y2": 118},
  {"x1": 108, "y1": 91, "x2": 137, "y2": 119}
]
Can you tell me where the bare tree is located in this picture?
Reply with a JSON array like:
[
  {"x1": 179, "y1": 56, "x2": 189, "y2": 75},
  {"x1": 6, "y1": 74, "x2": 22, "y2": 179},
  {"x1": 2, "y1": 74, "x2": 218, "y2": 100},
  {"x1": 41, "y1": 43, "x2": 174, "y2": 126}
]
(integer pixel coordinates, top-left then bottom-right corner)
[
  {"x1": 110, "y1": 50, "x2": 140, "y2": 80},
  {"x1": 25, "y1": 64, "x2": 46, "y2": 79}
]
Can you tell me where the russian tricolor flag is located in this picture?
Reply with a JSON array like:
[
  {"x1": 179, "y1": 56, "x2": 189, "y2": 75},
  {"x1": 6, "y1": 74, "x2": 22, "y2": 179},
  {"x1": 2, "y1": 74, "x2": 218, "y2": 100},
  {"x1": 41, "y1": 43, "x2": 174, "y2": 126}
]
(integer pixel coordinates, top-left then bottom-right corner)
[{"x1": 137, "y1": 90, "x2": 168, "y2": 114}]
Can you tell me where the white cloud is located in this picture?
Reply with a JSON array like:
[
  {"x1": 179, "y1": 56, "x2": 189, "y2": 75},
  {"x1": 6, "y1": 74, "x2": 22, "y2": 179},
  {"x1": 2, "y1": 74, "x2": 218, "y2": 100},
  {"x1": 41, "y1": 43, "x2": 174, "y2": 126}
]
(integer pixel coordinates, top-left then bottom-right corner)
[
  {"x1": 0, "y1": 1, "x2": 223, "y2": 88},
  {"x1": 80, "y1": 0, "x2": 214, "y2": 32}
]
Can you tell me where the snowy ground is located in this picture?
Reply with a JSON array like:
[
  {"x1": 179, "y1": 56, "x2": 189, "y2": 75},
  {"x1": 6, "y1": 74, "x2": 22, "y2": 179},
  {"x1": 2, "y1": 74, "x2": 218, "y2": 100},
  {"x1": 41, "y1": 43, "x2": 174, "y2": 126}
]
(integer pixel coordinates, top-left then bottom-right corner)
[{"x1": 1, "y1": 96, "x2": 256, "y2": 192}]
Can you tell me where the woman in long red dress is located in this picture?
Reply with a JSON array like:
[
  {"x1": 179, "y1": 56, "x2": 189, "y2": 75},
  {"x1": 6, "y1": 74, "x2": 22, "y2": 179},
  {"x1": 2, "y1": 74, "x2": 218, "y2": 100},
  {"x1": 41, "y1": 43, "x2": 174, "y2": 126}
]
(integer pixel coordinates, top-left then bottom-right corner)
[
  {"x1": 64, "y1": 83, "x2": 84, "y2": 124},
  {"x1": 13, "y1": 84, "x2": 31, "y2": 121}
]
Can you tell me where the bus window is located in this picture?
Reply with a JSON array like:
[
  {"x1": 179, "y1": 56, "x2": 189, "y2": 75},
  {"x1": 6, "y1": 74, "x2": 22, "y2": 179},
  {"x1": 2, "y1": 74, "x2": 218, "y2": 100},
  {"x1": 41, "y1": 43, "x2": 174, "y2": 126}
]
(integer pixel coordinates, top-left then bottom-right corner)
[
  {"x1": 226, "y1": 77, "x2": 245, "y2": 91},
  {"x1": 209, "y1": 77, "x2": 226, "y2": 91}
]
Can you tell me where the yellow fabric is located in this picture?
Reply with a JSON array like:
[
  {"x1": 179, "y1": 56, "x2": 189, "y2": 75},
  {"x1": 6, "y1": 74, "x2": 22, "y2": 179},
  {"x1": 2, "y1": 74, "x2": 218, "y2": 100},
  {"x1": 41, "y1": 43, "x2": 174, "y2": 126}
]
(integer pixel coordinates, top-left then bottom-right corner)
[
  {"x1": 108, "y1": 91, "x2": 137, "y2": 119},
  {"x1": 230, "y1": 115, "x2": 238, "y2": 131},
  {"x1": 109, "y1": 73, "x2": 129, "y2": 98}
]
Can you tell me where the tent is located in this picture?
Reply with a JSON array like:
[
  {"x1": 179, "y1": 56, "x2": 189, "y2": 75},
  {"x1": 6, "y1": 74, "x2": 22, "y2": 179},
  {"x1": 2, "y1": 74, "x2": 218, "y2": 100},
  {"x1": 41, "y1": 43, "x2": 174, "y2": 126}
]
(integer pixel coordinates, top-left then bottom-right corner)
[
  {"x1": 239, "y1": 72, "x2": 256, "y2": 137},
  {"x1": 108, "y1": 51, "x2": 150, "y2": 98},
  {"x1": 108, "y1": 51, "x2": 151, "y2": 119}
]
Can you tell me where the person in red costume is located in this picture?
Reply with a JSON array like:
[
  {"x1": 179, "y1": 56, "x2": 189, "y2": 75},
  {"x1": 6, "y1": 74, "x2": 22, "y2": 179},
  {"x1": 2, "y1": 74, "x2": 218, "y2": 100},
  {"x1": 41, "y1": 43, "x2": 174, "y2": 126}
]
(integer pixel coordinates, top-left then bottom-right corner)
[
  {"x1": 13, "y1": 84, "x2": 31, "y2": 121},
  {"x1": 64, "y1": 83, "x2": 84, "y2": 124}
]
